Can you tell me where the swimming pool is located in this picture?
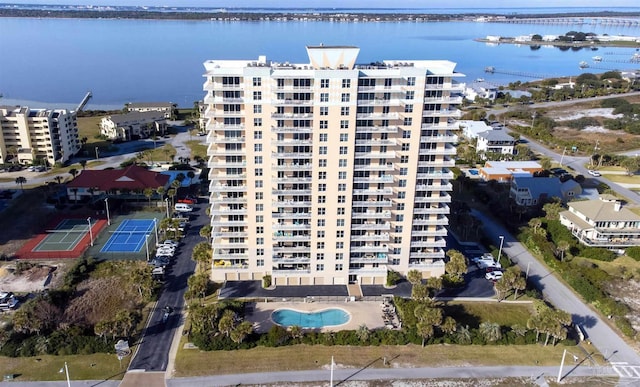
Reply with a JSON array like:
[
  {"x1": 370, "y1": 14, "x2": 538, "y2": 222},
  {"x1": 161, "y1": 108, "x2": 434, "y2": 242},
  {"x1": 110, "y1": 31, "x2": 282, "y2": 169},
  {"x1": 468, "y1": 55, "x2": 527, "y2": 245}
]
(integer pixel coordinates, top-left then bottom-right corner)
[{"x1": 271, "y1": 308, "x2": 350, "y2": 329}]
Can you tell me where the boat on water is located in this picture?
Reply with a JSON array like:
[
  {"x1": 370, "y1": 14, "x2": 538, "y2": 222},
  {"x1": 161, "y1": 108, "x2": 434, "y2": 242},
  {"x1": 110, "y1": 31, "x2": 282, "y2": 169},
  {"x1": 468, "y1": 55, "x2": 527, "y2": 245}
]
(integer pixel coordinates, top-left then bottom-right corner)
[
  {"x1": 592, "y1": 56, "x2": 603, "y2": 62},
  {"x1": 579, "y1": 61, "x2": 589, "y2": 69},
  {"x1": 632, "y1": 53, "x2": 640, "y2": 63}
]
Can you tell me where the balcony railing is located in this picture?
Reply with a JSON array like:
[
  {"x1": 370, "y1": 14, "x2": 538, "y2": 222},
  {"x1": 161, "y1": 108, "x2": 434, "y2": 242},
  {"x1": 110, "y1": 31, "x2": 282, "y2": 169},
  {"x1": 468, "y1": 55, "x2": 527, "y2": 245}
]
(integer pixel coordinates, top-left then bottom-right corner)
[
  {"x1": 353, "y1": 175, "x2": 394, "y2": 183},
  {"x1": 351, "y1": 210, "x2": 392, "y2": 219},
  {"x1": 412, "y1": 217, "x2": 449, "y2": 226},
  {"x1": 410, "y1": 239, "x2": 447, "y2": 248},
  {"x1": 355, "y1": 126, "x2": 399, "y2": 133},
  {"x1": 353, "y1": 163, "x2": 394, "y2": 171},
  {"x1": 413, "y1": 205, "x2": 451, "y2": 214},
  {"x1": 352, "y1": 187, "x2": 394, "y2": 196},
  {"x1": 418, "y1": 147, "x2": 457, "y2": 156},
  {"x1": 351, "y1": 222, "x2": 391, "y2": 231},
  {"x1": 352, "y1": 200, "x2": 393, "y2": 207},
  {"x1": 273, "y1": 223, "x2": 311, "y2": 230},
  {"x1": 350, "y1": 233, "x2": 390, "y2": 242}
]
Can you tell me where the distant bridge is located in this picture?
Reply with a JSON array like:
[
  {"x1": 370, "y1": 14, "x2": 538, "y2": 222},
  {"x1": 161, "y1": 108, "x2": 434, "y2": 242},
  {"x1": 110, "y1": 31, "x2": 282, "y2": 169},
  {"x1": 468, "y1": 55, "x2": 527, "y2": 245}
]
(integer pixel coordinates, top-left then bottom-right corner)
[{"x1": 494, "y1": 17, "x2": 640, "y2": 27}]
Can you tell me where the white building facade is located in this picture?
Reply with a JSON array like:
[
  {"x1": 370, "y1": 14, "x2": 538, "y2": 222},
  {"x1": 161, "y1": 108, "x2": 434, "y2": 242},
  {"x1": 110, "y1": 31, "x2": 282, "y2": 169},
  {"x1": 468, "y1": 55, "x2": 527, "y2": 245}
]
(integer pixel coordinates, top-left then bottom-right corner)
[
  {"x1": 203, "y1": 46, "x2": 463, "y2": 286},
  {"x1": 100, "y1": 111, "x2": 168, "y2": 141},
  {"x1": 0, "y1": 106, "x2": 80, "y2": 166}
]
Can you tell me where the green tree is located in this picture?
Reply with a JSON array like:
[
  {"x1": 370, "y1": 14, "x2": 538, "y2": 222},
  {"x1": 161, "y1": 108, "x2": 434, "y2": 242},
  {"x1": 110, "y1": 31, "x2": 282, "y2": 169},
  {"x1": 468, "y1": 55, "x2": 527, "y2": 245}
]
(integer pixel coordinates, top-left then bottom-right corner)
[
  {"x1": 355, "y1": 324, "x2": 370, "y2": 342},
  {"x1": 192, "y1": 241, "x2": 213, "y2": 272},
  {"x1": 200, "y1": 224, "x2": 212, "y2": 242},
  {"x1": 230, "y1": 321, "x2": 253, "y2": 346},
  {"x1": 167, "y1": 188, "x2": 177, "y2": 206},
  {"x1": 456, "y1": 325, "x2": 472, "y2": 344},
  {"x1": 445, "y1": 249, "x2": 468, "y2": 281},
  {"x1": 411, "y1": 283, "x2": 429, "y2": 301},
  {"x1": 528, "y1": 217, "x2": 542, "y2": 234},
  {"x1": 407, "y1": 269, "x2": 423, "y2": 286},
  {"x1": 79, "y1": 159, "x2": 87, "y2": 170},
  {"x1": 479, "y1": 321, "x2": 502, "y2": 342},
  {"x1": 68, "y1": 168, "x2": 78, "y2": 180},
  {"x1": 14, "y1": 176, "x2": 26, "y2": 191},
  {"x1": 556, "y1": 240, "x2": 570, "y2": 262},
  {"x1": 144, "y1": 187, "x2": 155, "y2": 208},
  {"x1": 414, "y1": 306, "x2": 443, "y2": 347},
  {"x1": 218, "y1": 309, "x2": 236, "y2": 337},
  {"x1": 187, "y1": 273, "x2": 209, "y2": 299},
  {"x1": 620, "y1": 157, "x2": 640, "y2": 176},
  {"x1": 156, "y1": 186, "x2": 165, "y2": 207},
  {"x1": 441, "y1": 316, "x2": 457, "y2": 335},
  {"x1": 542, "y1": 200, "x2": 563, "y2": 220}
]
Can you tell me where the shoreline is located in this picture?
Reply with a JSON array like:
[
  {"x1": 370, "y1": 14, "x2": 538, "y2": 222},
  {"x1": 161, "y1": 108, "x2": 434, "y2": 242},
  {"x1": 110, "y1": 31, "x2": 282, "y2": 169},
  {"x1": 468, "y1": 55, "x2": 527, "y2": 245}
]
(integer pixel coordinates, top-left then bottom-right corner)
[
  {"x1": 474, "y1": 38, "x2": 640, "y2": 49},
  {"x1": 2, "y1": 9, "x2": 640, "y2": 22}
]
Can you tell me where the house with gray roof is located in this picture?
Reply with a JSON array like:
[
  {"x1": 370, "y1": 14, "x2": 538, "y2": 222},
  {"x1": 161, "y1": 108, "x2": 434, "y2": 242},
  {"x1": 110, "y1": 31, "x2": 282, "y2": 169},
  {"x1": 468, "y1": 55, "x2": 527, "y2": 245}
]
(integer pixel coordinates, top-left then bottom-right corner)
[
  {"x1": 560, "y1": 195, "x2": 640, "y2": 248},
  {"x1": 125, "y1": 102, "x2": 176, "y2": 119},
  {"x1": 476, "y1": 129, "x2": 515, "y2": 158},
  {"x1": 100, "y1": 111, "x2": 168, "y2": 141},
  {"x1": 509, "y1": 176, "x2": 582, "y2": 207}
]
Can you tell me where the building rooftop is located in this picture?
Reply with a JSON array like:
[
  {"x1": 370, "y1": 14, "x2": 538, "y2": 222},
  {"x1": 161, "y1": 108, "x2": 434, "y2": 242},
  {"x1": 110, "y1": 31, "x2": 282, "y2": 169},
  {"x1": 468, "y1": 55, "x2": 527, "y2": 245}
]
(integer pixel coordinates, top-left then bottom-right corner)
[
  {"x1": 126, "y1": 102, "x2": 176, "y2": 109},
  {"x1": 485, "y1": 161, "x2": 542, "y2": 170},
  {"x1": 104, "y1": 111, "x2": 166, "y2": 125},
  {"x1": 568, "y1": 197, "x2": 640, "y2": 222},
  {"x1": 477, "y1": 129, "x2": 515, "y2": 142},
  {"x1": 67, "y1": 165, "x2": 169, "y2": 191}
]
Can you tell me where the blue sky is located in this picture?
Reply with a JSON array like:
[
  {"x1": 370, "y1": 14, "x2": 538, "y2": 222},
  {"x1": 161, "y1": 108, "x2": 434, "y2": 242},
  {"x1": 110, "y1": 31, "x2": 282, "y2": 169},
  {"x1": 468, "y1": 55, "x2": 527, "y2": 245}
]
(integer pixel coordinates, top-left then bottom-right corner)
[{"x1": 4, "y1": 0, "x2": 639, "y2": 8}]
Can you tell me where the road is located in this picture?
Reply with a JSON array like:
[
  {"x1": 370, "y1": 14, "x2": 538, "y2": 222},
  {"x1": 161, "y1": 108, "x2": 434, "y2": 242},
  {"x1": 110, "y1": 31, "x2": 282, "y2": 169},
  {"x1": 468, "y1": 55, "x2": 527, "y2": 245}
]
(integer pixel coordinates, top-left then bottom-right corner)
[
  {"x1": 166, "y1": 365, "x2": 615, "y2": 386},
  {"x1": 126, "y1": 199, "x2": 205, "y2": 371},
  {"x1": 472, "y1": 209, "x2": 640, "y2": 365}
]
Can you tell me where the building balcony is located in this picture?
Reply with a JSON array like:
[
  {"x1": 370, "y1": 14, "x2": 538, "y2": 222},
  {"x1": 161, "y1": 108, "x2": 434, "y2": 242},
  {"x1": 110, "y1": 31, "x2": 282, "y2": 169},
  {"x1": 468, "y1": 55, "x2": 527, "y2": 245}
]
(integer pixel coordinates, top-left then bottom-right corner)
[
  {"x1": 421, "y1": 123, "x2": 461, "y2": 131},
  {"x1": 271, "y1": 113, "x2": 313, "y2": 119},
  {"x1": 210, "y1": 208, "x2": 247, "y2": 215},
  {"x1": 353, "y1": 175, "x2": 394, "y2": 183},
  {"x1": 274, "y1": 152, "x2": 313, "y2": 159},
  {"x1": 272, "y1": 268, "x2": 312, "y2": 275},
  {"x1": 272, "y1": 189, "x2": 312, "y2": 195},
  {"x1": 413, "y1": 195, "x2": 451, "y2": 205},
  {"x1": 410, "y1": 239, "x2": 447, "y2": 248},
  {"x1": 210, "y1": 123, "x2": 245, "y2": 130},
  {"x1": 273, "y1": 200, "x2": 312, "y2": 207},
  {"x1": 351, "y1": 222, "x2": 391, "y2": 231},
  {"x1": 273, "y1": 222, "x2": 311, "y2": 231},
  {"x1": 357, "y1": 99, "x2": 402, "y2": 106},
  {"x1": 352, "y1": 187, "x2": 394, "y2": 196},
  {"x1": 271, "y1": 126, "x2": 313, "y2": 134},
  {"x1": 422, "y1": 109, "x2": 462, "y2": 118},
  {"x1": 273, "y1": 176, "x2": 313, "y2": 184},
  {"x1": 211, "y1": 196, "x2": 246, "y2": 204},
  {"x1": 273, "y1": 99, "x2": 314, "y2": 106},
  {"x1": 212, "y1": 241, "x2": 248, "y2": 250},
  {"x1": 353, "y1": 163, "x2": 395, "y2": 171},
  {"x1": 411, "y1": 229, "x2": 448, "y2": 237},
  {"x1": 355, "y1": 126, "x2": 399, "y2": 133},
  {"x1": 424, "y1": 95, "x2": 464, "y2": 104},
  {"x1": 272, "y1": 139, "x2": 313, "y2": 146},
  {"x1": 418, "y1": 147, "x2": 457, "y2": 156},
  {"x1": 210, "y1": 135, "x2": 246, "y2": 144},
  {"x1": 210, "y1": 173, "x2": 246, "y2": 181},
  {"x1": 418, "y1": 159, "x2": 456, "y2": 168},
  {"x1": 349, "y1": 255, "x2": 389, "y2": 264},
  {"x1": 415, "y1": 171, "x2": 454, "y2": 180},
  {"x1": 408, "y1": 259, "x2": 446, "y2": 269},
  {"x1": 211, "y1": 219, "x2": 248, "y2": 227},
  {"x1": 210, "y1": 184, "x2": 247, "y2": 192},
  {"x1": 207, "y1": 160, "x2": 246, "y2": 169},
  {"x1": 354, "y1": 151, "x2": 396, "y2": 159},
  {"x1": 208, "y1": 146, "x2": 245, "y2": 157},
  {"x1": 352, "y1": 210, "x2": 392, "y2": 219},
  {"x1": 212, "y1": 262, "x2": 249, "y2": 270},
  {"x1": 348, "y1": 267, "x2": 388, "y2": 275},
  {"x1": 207, "y1": 110, "x2": 246, "y2": 117},
  {"x1": 273, "y1": 245, "x2": 311, "y2": 253},
  {"x1": 420, "y1": 134, "x2": 459, "y2": 143},
  {"x1": 272, "y1": 255, "x2": 311, "y2": 264},
  {"x1": 213, "y1": 250, "x2": 249, "y2": 260},
  {"x1": 356, "y1": 112, "x2": 400, "y2": 119},
  {"x1": 273, "y1": 163, "x2": 312, "y2": 171},
  {"x1": 352, "y1": 199, "x2": 393, "y2": 207},
  {"x1": 212, "y1": 231, "x2": 248, "y2": 238},
  {"x1": 357, "y1": 85, "x2": 404, "y2": 92},
  {"x1": 272, "y1": 212, "x2": 312, "y2": 219},
  {"x1": 354, "y1": 138, "x2": 397, "y2": 146},
  {"x1": 350, "y1": 244, "x2": 389, "y2": 253},
  {"x1": 424, "y1": 83, "x2": 465, "y2": 92},
  {"x1": 273, "y1": 234, "x2": 311, "y2": 242},
  {"x1": 416, "y1": 183, "x2": 453, "y2": 192},
  {"x1": 409, "y1": 248, "x2": 445, "y2": 259},
  {"x1": 412, "y1": 216, "x2": 449, "y2": 226},
  {"x1": 413, "y1": 205, "x2": 451, "y2": 215},
  {"x1": 273, "y1": 84, "x2": 313, "y2": 91},
  {"x1": 350, "y1": 233, "x2": 390, "y2": 242}
]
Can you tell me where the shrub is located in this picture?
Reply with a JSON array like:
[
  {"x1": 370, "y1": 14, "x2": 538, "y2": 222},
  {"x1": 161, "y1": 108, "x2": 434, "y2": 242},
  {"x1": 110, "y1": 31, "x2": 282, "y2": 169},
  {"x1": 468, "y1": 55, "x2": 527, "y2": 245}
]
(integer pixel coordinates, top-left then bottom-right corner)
[
  {"x1": 579, "y1": 247, "x2": 616, "y2": 262},
  {"x1": 625, "y1": 246, "x2": 640, "y2": 261},
  {"x1": 386, "y1": 270, "x2": 402, "y2": 287},
  {"x1": 615, "y1": 317, "x2": 637, "y2": 338},
  {"x1": 262, "y1": 274, "x2": 272, "y2": 288}
]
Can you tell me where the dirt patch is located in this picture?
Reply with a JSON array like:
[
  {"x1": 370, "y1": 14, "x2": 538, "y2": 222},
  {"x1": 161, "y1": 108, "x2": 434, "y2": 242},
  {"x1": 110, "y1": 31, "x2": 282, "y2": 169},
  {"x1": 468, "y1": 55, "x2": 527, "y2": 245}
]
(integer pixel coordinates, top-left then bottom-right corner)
[
  {"x1": 551, "y1": 108, "x2": 623, "y2": 121},
  {"x1": 0, "y1": 262, "x2": 67, "y2": 293},
  {"x1": 607, "y1": 279, "x2": 640, "y2": 335}
]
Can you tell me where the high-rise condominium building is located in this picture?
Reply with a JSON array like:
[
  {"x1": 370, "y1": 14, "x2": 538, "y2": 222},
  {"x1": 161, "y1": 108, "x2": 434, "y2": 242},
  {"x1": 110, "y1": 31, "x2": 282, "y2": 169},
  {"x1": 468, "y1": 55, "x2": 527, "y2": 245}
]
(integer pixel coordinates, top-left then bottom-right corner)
[
  {"x1": 0, "y1": 106, "x2": 80, "y2": 166},
  {"x1": 203, "y1": 46, "x2": 462, "y2": 286}
]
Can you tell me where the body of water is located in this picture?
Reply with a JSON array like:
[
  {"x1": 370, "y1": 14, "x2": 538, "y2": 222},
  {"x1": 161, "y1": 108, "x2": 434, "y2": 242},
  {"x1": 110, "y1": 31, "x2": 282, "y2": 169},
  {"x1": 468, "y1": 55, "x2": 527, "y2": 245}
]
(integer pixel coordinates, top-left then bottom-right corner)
[{"x1": 1, "y1": 16, "x2": 639, "y2": 109}]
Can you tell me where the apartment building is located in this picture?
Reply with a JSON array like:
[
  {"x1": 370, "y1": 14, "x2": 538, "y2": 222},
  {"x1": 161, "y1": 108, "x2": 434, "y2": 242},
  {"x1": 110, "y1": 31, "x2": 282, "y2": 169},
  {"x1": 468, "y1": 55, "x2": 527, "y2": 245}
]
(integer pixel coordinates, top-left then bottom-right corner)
[
  {"x1": 100, "y1": 111, "x2": 168, "y2": 141},
  {"x1": 125, "y1": 102, "x2": 177, "y2": 119},
  {"x1": 0, "y1": 106, "x2": 80, "y2": 166},
  {"x1": 203, "y1": 45, "x2": 463, "y2": 286}
]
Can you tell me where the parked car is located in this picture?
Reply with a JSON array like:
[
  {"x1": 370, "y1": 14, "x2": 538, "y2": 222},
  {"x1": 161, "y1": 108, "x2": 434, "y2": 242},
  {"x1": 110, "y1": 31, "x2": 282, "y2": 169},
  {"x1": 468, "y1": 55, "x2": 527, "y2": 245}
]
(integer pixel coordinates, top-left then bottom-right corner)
[
  {"x1": 174, "y1": 203, "x2": 193, "y2": 213},
  {"x1": 486, "y1": 271, "x2": 504, "y2": 281},
  {"x1": 156, "y1": 247, "x2": 175, "y2": 257},
  {"x1": 588, "y1": 170, "x2": 601, "y2": 177},
  {"x1": 178, "y1": 198, "x2": 196, "y2": 205},
  {"x1": 159, "y1": 239, "x2": 179, "y2": 248}
]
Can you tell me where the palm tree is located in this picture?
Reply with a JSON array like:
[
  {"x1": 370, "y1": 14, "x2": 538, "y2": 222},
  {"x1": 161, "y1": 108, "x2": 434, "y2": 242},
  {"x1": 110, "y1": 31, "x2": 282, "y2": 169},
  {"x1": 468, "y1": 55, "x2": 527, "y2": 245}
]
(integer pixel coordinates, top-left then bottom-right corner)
[
  {"x1": 479, "y1": 321, "x2": 502, "y2": 342},
  {"x1": 355, "y1": 324, "x2": 370, "y2": 342},
  {"x1": 440, "y1": 316, "x2": 457, "y2": 336},
  {"x1": 79, "y1": 159, "x2": 87, "y2": 170},
  {"x1": 416, "y1": 321, "x2": 435, "y2": 347},
  {"x1": 15, "y1": 176, "x2": 26, "y2": 191},
  {"x1": 407, "y1": 269, "x2": 423, "y2": 286},
  {"x1": 68, "y1": 168, "x2": 78, "y2": 180},
  {"x1": 54, "y1": 175, "x2": 63, "y2": 185},
  {"x1": 156, "y1": 186, "x2": 166, "y2": 207},
  {"x1": 289, "y1": 325, "x2": 303, "y2": 342},
  {"x1": 199, "y1": 224, "x2": 212, "y2": 242},
  {"x1": 144, "y1": 188, "x2": 154, "y2": 208},
  {"x1": 528, "y1": 218, "x2": 542, "y2": 234},
  {"x1": 167, "y1": 188, "x2": 177, "y2": 206},
  {"x1": 556, "y1": 240, "x2": 570, "y2": 262},
  {"x1": 456, "y1": 325, "x2": 472, "y2": 345},
  {"x1": 218, "y1": 309, "x2": 236, "y2": 337},
  {"x1": 230, "y1": 321, "x2": 253, "y2": 346}
]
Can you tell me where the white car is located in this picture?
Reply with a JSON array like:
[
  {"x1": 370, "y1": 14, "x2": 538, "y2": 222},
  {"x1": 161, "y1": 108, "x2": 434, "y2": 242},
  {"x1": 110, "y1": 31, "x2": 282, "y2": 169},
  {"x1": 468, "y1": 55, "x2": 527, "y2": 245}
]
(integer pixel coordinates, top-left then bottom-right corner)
[
  {"x1": 160, "y1": 240, "x2": 179, "y2": 248},
  {"x1": 588, "y1": 170, "x2": 601, "y2": 177},
  {"x1": 486, "y1": 271, "x2": 504, "y2": 281},
  {"x1": 156, "y1": 247, "x2": 175, "y2": 256}
]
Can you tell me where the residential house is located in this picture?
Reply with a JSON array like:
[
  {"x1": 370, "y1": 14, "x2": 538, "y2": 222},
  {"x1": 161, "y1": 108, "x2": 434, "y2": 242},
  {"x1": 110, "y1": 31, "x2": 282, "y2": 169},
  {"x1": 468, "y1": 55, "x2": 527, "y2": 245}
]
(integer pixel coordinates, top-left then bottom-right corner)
[
  {"x1": 66, "y1": 165, "x2": 170, "y2": 201},
  {"x1": 479, "y1": 161, "x2": 543, "y2": 182},
  {"x1": 510, "y1": 176, "x2": 582, "y2": 207},
  {"x1": 476, "y1": 129, "x2": 515, "y2": 158},
  {"x1": 125, "y1": 102, "x2": 177, "y2": 119},
  {"x1": 100, "y1": 111, "x2": 168, "y2": 141},
  {"x1": 464, "y1": 82, "x2": 498, "y2": 101},
  {"x1": 560, "y1": 195, "x2": 640, "y2": 248},
  {"x1": 460, "y1": 120, "x2": 493, "y2": 140}
]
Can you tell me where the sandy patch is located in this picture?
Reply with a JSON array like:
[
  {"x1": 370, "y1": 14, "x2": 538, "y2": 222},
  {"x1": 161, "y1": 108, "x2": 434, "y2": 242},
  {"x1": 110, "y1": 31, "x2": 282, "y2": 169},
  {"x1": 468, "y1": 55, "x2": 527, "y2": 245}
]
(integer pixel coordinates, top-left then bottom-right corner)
[
  {"x1": 0, "y1": 263, "x2": 61, "y2": 293},
  {"x1": 582, "y1": 126, "x2": 611, "y2": 133},
  {"x1": 552, "y1": 108, "x2": 623, "y2": 121}
]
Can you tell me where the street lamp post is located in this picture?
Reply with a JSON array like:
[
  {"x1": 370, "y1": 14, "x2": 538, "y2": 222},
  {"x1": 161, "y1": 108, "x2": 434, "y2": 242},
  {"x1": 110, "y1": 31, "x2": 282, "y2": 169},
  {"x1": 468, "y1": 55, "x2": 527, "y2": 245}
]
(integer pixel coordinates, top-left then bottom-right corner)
[
  {"x1": 87, "y1": 217, "x2": 93, "y2": 246},
  {"x1": 165, "y1": 198, "x2": 170, "y2": 218},
  {"x1": 95, "y1": 146, "x2": 99, "y2": 160},
  {"x1": 560, "y1": 147, "x2": 567, "y2": 166},
  {"x1": 60, "y1": 361, "x2": 71, "y2": 387},
  {"x1": 557, "y1": 349, "x2": 580, "y2": 383},
  {"x1": 526, "y1": 261, "x2": 531, "y2": 280},
  {"x1": 154, "y1": 218, "x2": 159, "y2": 243},
  {"x1": 145, "y1": 234, "x2": 150, "y2": 261},
  {"x1": 497, "y1": 235, "x2": 505, "y2": 263},
  {"x1": 104, "y1": 197, "x2": 111, "y2": 226}
]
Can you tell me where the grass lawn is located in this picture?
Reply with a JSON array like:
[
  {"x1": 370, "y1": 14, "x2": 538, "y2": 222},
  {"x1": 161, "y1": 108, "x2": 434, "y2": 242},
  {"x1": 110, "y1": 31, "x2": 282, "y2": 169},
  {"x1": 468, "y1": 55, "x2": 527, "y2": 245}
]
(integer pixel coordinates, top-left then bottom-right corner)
[
  {"x1": 77, "y1": 116, "x2": 103, "y2": 142},
  {"x1": 147, "y1": 144, "x2": 176, "y2": 164},
  {"x1": 0, "y1": 353, "x2": 129, "y2": 382},
  {"x1": 443, "y1": 301, "x2": 533, "y2": 328},
  {"x1": 573, "y1": 256, "x2": 640, "y2": 279},
  {"x1": 174, "y1": 343, "x2": 579, "y2": 377},
  {"x1": 185, "y1": 140, "x2": 207, "y2": 160},
  {"x1": 600, "y1": 174, "x2": 640, "y2": 185}
]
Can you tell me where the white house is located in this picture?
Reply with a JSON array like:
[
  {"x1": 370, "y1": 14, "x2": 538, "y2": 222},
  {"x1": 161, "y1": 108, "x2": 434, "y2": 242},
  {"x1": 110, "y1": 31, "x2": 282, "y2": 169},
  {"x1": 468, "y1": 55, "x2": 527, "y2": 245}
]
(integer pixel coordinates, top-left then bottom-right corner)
[
  {"x1": 460, "y1": 120, "x2": 493, "y2": 139},
  {"x1": 464, "y1": 82, "x2": 498, "y2": 101},
  {"x1": 100, "y1": 111, "x2": 168, "y2": 141},
  {"x1": 476, "y1": 129, "x2": 515, "y2": 157},
  {"x1": 560, "y1": 195, "x2": 640, "y2": 248}
]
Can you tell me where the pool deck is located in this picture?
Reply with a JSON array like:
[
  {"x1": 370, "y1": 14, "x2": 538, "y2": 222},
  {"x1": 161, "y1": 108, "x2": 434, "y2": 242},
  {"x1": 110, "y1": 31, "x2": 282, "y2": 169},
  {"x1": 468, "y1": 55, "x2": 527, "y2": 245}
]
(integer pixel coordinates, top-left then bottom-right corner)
[{"x1": 248, "y1": 301, "x2": 388, "y2": 333}]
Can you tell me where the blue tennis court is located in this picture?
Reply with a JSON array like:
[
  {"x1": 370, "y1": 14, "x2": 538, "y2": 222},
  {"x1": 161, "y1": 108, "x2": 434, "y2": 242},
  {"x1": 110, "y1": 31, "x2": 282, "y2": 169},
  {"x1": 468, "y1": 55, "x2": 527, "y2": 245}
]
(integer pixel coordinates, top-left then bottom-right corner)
[{"x1": 101, "y1": 219, "x2": 156, "y2": 253}]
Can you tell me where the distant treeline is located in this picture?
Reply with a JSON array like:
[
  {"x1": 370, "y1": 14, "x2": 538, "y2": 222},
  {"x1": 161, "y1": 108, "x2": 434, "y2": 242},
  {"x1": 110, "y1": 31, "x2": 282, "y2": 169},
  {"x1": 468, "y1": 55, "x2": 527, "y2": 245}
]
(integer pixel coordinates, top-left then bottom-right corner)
[{"x1": 1, "y1": 9, "x2": 640, "y2": 21}]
